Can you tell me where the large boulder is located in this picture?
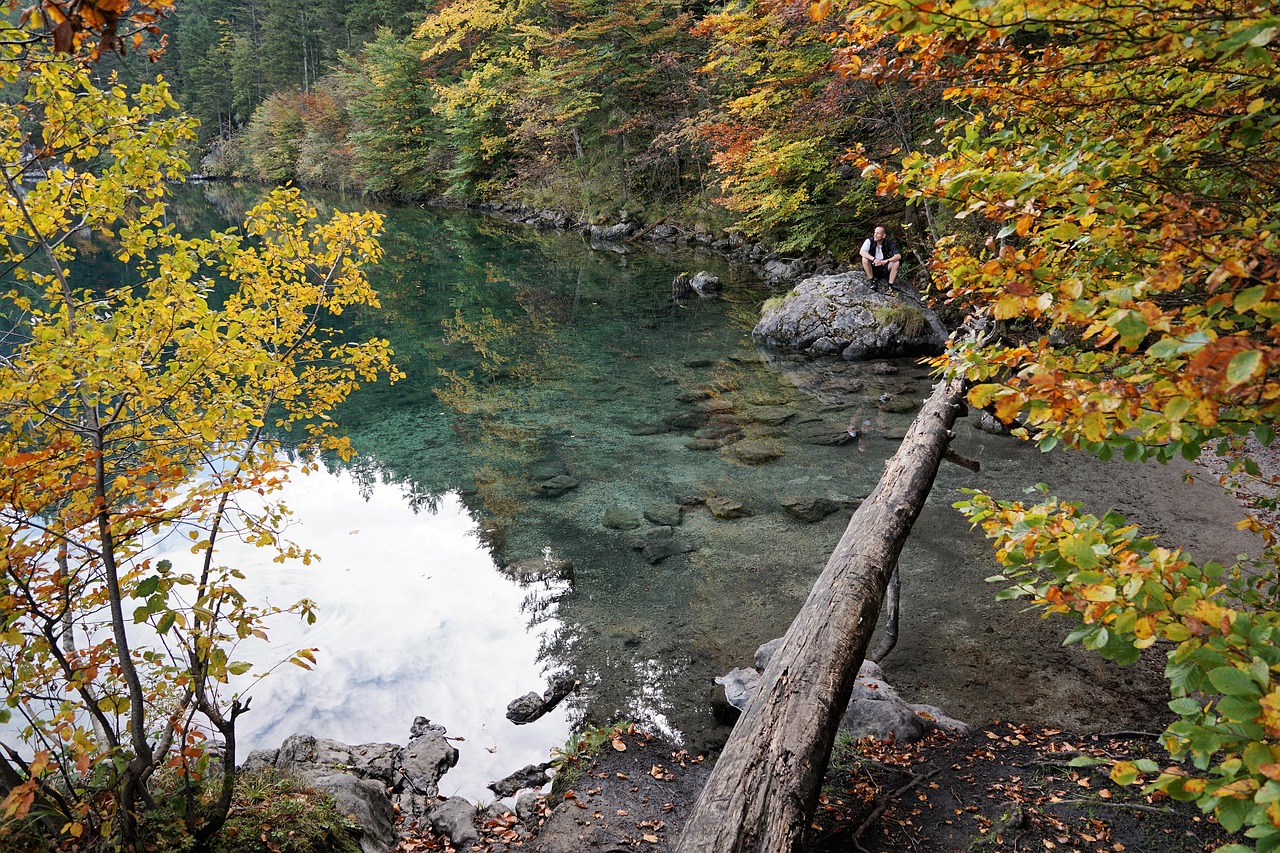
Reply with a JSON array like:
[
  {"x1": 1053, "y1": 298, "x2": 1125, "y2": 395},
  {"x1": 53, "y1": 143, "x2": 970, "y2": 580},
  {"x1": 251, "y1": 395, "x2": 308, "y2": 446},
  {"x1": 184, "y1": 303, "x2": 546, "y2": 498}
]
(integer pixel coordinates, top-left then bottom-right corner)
[{"x1": 753, "y1": 272, "x2": 944, "y2": 360}]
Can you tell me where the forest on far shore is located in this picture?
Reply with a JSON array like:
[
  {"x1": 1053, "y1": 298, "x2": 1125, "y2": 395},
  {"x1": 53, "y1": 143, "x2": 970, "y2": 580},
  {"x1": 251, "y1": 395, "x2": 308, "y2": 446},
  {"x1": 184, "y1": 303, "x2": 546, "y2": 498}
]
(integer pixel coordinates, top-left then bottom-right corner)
[{"x1": 152, "y1": 0, "x2": 906, "y2": 256}]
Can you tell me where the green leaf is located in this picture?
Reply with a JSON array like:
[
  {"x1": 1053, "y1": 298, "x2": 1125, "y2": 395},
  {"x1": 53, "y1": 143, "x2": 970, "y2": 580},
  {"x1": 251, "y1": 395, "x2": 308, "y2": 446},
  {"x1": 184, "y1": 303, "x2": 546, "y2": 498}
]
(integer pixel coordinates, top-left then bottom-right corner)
[
  {"x1": 1112, "y1": 310, "x2": 1148, "y2": 348},
  {"x1": 1215, "y1": 797, "x2": 1253, "y2": 834},
  {"x1": 228, "y1": 661, "x2": 253, "y2": 676},
  {"x1": 1226, "y1": 349, "x2": 1262, "y2": 386},
  {"x1": 1060, "y1": 534, "x2": 1100, "y2": 569},
  {"x1": 1169, "y1": 696, "x2": 1203, "y2": 715},
  {"x1": 1235, "y1": 285, "x2": 1269, "y2": 313},
  {"x1": 1208, "y1": 666, "x2": 1261, "y2": 697},
  {"x1": 156, "y1": 611, "x2": 176, "y2": 635},
  {"x1": 134, "y1": 576, "x2": 160, "y2": 598}
]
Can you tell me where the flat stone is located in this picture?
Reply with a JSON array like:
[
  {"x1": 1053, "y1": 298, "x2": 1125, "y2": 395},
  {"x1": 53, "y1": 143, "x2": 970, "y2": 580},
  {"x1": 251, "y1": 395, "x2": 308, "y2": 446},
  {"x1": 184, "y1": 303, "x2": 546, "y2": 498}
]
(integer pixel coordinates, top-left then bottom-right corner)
[
  {"x1": 626, "y1": 526, "x2": 673, "y2": 550},
  {"x1": 664, "y1": 410, "x2": 708, "y2": 430},
  {"x1": 642, "y1": 537, "x2": 696, "y2": 564},
  {"x1": 676, "y1": 388, "x2": 712, "y2": 402},
  {"x1": 602, "y1": 507, "x2": 641, "y2": 530},
  {"x1": 706, "y1": 496, "x2": 749, "y2": 519},
  {"x1": 682, "y1": 357, "x2": 715, "y2": 368},
  {"x1": 745, "y1": 405, "x2": 797, "y2": 426},
  {"x1": 781, "y1": 496, "x2": 843, "y2": 522},
  {"x1": 685, "y1": 438, "x2": 721, "y2": 451},
  {"x1": 728, "y1": 439, "x2": 783, "y2": 465},
  {"x1": 643, "y1": 504, "x2": 683, "y2": 527},
  {"x1": 629, "y1": 424, "x2": 669, "y2": 436},
  {"x1": 537, "y1": 474, "x2": 580, "y2": 497},
  {"x1": 530, "y1": 459, "x2": 568, "y2": 481}
]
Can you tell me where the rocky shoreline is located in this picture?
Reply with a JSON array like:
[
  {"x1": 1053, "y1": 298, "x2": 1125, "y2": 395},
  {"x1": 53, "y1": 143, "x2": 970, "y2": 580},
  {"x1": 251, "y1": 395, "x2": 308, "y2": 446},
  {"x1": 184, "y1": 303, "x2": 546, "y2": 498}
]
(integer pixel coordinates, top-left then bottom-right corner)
[{"x1": 248, "y1": 633, "x2": 965, "y2": 853}]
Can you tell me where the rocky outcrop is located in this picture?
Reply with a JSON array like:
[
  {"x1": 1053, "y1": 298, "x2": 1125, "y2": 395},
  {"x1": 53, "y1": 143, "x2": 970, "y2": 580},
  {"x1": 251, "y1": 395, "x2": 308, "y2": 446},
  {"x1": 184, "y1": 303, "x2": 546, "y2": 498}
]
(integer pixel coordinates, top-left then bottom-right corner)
[
  {"x1": 243, "y1": 718, "x2": 461, "y2": 851},
  {"x1": 753, "y1": 272, "x2": 945, "y2": 360}
]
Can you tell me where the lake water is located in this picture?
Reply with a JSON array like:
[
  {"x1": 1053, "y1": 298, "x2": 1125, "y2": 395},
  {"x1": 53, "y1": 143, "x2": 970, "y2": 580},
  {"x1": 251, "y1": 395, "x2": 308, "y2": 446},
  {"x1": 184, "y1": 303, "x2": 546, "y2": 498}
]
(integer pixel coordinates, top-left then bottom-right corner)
[
  {"x1": 114, "y1": 184, "x2": 1257, "y2": 800},
  {"x1": 137, "y1": 184, "x2": 939, "y2": 797}
]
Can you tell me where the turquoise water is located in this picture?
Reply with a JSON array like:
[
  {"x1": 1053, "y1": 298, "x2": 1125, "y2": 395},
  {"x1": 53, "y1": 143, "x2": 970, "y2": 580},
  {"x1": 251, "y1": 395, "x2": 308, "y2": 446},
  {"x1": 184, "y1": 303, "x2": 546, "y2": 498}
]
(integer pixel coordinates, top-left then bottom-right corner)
[
  {"x1": 147, "y1": 184, "x2": 939, "y2": 795},
  {"x1": 52, "y1": 184, "x2": 1256, "y2": 801}
]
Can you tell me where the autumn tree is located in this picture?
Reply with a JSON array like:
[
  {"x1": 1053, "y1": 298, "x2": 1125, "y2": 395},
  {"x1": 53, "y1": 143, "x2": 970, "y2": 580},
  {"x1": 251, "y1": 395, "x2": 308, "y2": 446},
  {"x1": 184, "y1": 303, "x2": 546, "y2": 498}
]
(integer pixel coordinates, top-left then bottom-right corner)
[
  {"x1": 831, "y1": 0, "x2": 1280, "y2": 848},
  {"x1": 0, "y1": 24, "x2": 398, "y2": 853}
]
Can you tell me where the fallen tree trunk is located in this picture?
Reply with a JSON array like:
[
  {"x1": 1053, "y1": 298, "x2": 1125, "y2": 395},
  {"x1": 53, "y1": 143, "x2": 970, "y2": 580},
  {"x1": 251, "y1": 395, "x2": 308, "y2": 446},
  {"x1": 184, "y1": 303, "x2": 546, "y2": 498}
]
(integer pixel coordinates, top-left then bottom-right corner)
[{"x1": 675, "y1": 376, "x2": 969, "y2": 853}]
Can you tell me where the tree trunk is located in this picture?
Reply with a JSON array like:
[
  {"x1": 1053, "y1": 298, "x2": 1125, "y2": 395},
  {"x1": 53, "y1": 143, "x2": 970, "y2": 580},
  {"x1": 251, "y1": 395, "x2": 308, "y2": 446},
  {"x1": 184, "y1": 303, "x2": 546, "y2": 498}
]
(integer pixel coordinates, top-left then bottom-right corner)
[{"x1": 675, "y1": 376, "x2": 968, "y2": 853}]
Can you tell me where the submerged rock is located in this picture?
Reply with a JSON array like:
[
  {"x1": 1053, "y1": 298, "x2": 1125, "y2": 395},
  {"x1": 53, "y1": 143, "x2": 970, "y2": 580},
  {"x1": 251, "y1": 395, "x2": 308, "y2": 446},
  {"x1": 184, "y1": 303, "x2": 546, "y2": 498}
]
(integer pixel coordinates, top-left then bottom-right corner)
[
  {"x1": 706, "y1": 496, "x2": 750, "y2": 519},
  {"x1": 602, "y1": 506, "x2": 642, "y2": 529},
  {"x1": 643, "y1": 503, "x2": 684, "y2": 527},
  {"x1": 781, "y1": 496, "x2": 843, "y2": 523},
  {"x1": 727, "y1": 439, "x2": 783, "y2": 465},
  {"x1": 537, "y1": 474, "x2": 580, "y2": 497}
]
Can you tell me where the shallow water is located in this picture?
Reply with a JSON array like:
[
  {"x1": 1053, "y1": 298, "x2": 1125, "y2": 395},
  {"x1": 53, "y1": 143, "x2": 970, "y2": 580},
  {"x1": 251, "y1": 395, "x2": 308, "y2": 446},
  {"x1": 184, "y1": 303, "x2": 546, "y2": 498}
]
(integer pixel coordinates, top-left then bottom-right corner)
[{"x1": 93, "y1": 185, "x2": 1263, "y2": 800}]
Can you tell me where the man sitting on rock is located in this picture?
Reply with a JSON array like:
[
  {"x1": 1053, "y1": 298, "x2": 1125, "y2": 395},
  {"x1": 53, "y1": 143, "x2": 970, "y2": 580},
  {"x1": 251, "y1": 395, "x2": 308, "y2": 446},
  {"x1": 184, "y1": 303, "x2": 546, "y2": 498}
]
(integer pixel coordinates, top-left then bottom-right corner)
[{"x1": 860, "y1": 226, "x2": 902, "y2": 286}]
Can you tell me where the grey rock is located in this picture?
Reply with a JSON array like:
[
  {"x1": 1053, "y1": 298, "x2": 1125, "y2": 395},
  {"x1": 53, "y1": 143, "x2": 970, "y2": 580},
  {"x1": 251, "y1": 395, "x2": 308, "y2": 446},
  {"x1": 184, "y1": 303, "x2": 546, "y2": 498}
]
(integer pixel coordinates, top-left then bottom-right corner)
[
  {"x1": 629, "y1": 423, "x2": 669, "y2": 436},
  {"x1": 690, "y1": 271, "x2": 722, "y2": 296},
  {"x1": 399, "y1": 731, "x2": 459, "y2": 797},
  {"x1": 643, "y1": 536, "x2": 696, "y2": 564},
  {"x1": 649, "y1": 224, "x2": 678, "y2": 239},
  {"x1": 489, "y1": 762, "x2": 554, "y2": 797},
  {"x1": 505, "y1": 692, "x2": 545, "y2": 725},
  {"x1": 348, "y1": 742, "x2": 403, "y2": 786},
  {"x1": 626, "y1": 525, "x2": 673, "y2": 550},
  {"x1": 754, "y1": 637, "x2": 785, "y2": 671},
  {"x1": 664, "y1": 409, "x2": 709, "y2": 430},
  {"x1": 682, "y1": 357, "x2": 715, "y2": 368},
  {"x1": 781, "y1": 496, "x2": 843, "y2": 522},
  {"x1": 537, "y1": 474, "x2": 580, "y2": 498},
  {"x1": 976, "y1": 409, "x2": 1017, "y2": 435},
  {"x1": 242, "y1": 748, "x2": 278, "y2": 773},
  {"x1": 515, "y1": 791, "x2": 543, "y2": 823},
  {"x1": 307, "y1": 772, "x2": 396, "y2": 853},
  {"x1": 602, "y1": 506, "x2": 641, "y2": 530},
  {"x1": 409, "y1": 716, "x2": 446, "y2": 739},
  {"x1": 797, "y1": 423, "x2": 856, "y2": 446},
  {"x1": 685, "y1": 438, "x2": 721, "y2": 451},
  {"x1": 429, "y1": 796, "x2": 480, "y2": 848},
  {"x1": 713, "y1": 667, "x2": 761, "y2": 716},
  {"x1": 706, "y1": 496, "x2": 749, "y2": 519},
  {"x1": 753, "y1": 272, "x2": 944, "y2": 360},
  {"x1": 506, "y1": 679, "x2": 579, "y2": 725},
  {"x1": 643, "y1": 504, "x2": 683, "y2": 527},
  {"x1": 601, "y1": 221, "x2": 635, "y2": 241}
]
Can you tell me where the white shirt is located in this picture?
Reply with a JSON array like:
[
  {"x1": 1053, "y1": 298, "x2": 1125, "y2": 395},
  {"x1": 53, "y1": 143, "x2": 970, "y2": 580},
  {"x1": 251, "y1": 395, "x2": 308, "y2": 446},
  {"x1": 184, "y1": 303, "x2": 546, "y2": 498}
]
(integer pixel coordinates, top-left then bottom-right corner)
[{"x1": 861, "y1": 238, "x2": 886, "y2": 260}]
